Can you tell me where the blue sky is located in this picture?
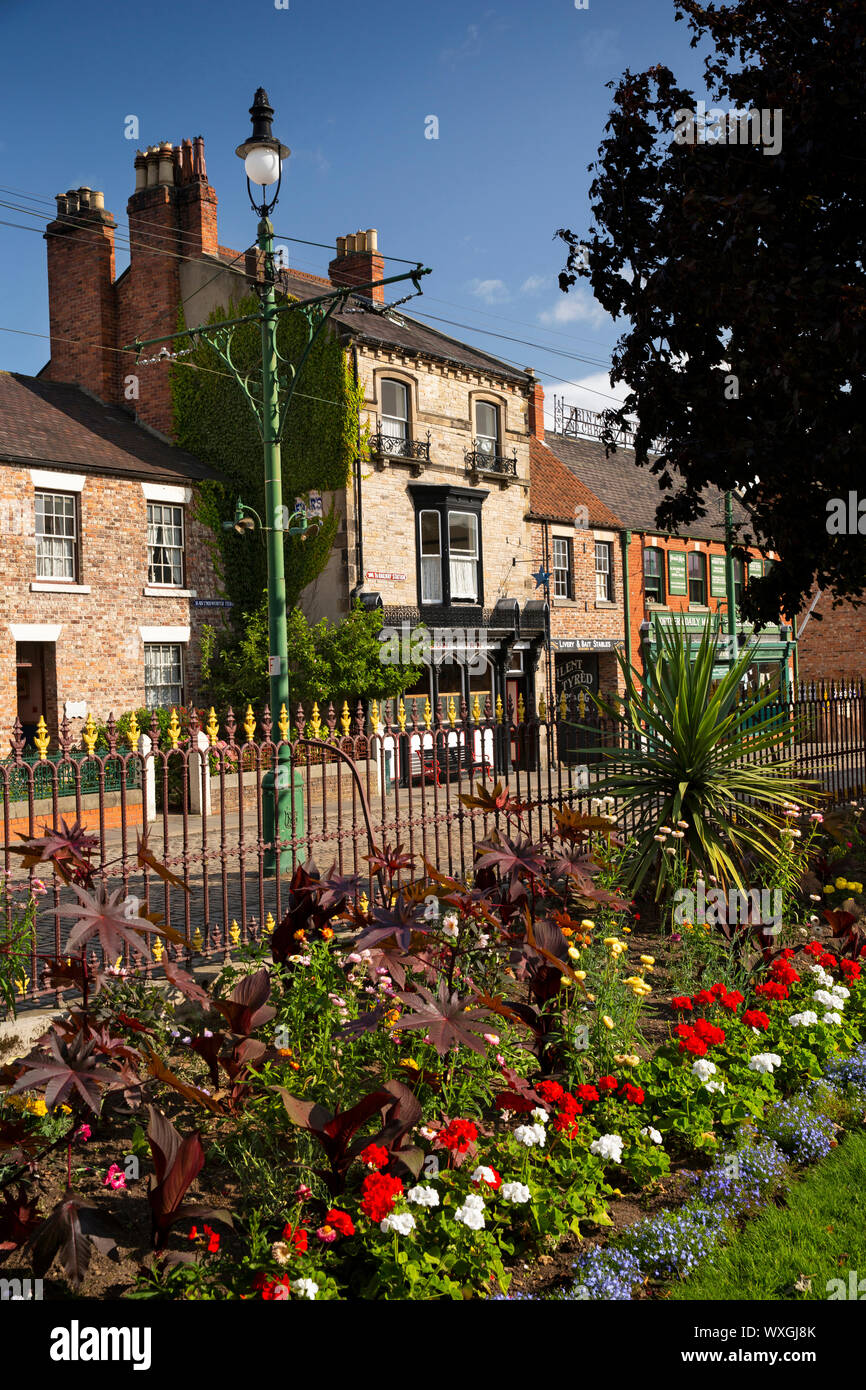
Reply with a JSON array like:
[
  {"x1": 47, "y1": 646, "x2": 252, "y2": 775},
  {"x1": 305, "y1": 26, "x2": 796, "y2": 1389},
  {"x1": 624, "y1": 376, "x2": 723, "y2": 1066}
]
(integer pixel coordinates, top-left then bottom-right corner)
[{"x1": 0, "y1": 0, "x2": 707, "y2": 422}]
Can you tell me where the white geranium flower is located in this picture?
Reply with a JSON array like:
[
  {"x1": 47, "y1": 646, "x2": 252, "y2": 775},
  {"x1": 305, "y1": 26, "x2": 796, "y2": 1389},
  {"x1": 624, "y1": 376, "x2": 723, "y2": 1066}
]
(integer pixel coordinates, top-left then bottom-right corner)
[
  {"x1": 749, "y1": 1053, "x2": 782, "y2": 1074},
  {"x1": 454, "y1": 1197, "x2": 485, "y2": 1230},
  {"x1": 831, "y1": 985, "x2": 850, "y2": 1000},
  {"x1": 407, "y1": 1185, "x2": 440, "y2": 1207},
  {"x1": 471, "y1": 1166, "x2": 497, "y2": 1187},
  {"x1": 814, "y1": 989, "x2": 845, "y2": 1010},
  {"x1": 514, "y1": 1123, "x2": 546, "y2": 1148},
  {"x1": 441, "y1": 914, "x2": 459, "y2": 939},
  {"x1": 381, "y1": 1211, "x2": 416, "y2": 1236},
  {"x1": 500, "y1": 1181, "x2": 532, "y2": 1204},
  {"x1": 823, "y1": 1011, "x2": 843, "y2": 1025},
  {"x1": 290, "y1": 1278, "x2": 319, "y2": 1299},
  {"x1": 704, "y1": 1080, "x2": 726, "y2": 1095},
  {"x1": 691, "y1": 1058, "x2": 718, "y2": 1083},
  {"x1": 531, "y1": 1108, "x2": 549, "y2": 1125},
  {"x1": 640, "y1": 1126, "x2": 663, "y2": 1144},
  {"x1": 789, "y1": 1011, "x2": 819, "y2": 1027},
  {"x1": 590, "y1": 1133, "x2": 624, "y2": 1163}
]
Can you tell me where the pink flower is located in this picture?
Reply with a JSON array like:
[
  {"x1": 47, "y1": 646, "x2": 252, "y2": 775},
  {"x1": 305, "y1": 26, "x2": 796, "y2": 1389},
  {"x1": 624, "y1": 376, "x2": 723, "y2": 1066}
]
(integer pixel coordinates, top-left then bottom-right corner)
[
  {"x1": 483, "y1": 1033, "x2": 500, "y2": 1045},
  {"x1": 296, "y1": 1184, "x2": 312, "y2": 1201},
  {"x1": 30, "y1": 878, "x2": 48, "y2": 896},
  {"x1": 76, "y1": 1125, "x2": 92, "y2": 1142},
  {"x1": 316, "y1": 1225, "x2": 338, "y2": 1244},
  {"x1": 103, "y1": 1164, "x2": 126, "y2": 1190}
]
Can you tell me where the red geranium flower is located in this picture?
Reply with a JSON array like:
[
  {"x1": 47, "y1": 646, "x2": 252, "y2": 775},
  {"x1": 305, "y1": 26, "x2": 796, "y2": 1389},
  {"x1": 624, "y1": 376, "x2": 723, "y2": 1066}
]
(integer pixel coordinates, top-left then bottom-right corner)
[
  {"x1": 597, "y1": 1076, "x2": 618, "y2": 1093},
  {"x1": 694, "y1": 989, "x2": 715, "y2": 1006},
  {"x1": 553, "y1": 1112, "x2": 579, "y2": 1137},
  {"x1": 558, "y1": 1092, "x2": 582, "y2": 1117},
  {"x1": 755, "y1": 980, "x2": 789, "y2": 1001},
  {"x1": 679, "y1": 1034, "x2": 709, "y2": 1057},
  {"x1": 710, "y1": 982, "x2": 728, "y2": 1000},
  {"x1": 438, "y1": 1119, "x2": 478, "y2": 1153},
  {"x1": 324, "y1": 1208, "x2": 355, "y2": 1238},
  {"x1": 819, "y1": 953, "x2": 838, "y2": 971},
  {"x1": 671, "y1": 996, "x2": 693, "y2": 1011},
  {"x1": 718, "y1": 990, "x2": 744, "y2": 1012},
  {"x1": 841, "y1": 960, "x2": 861, "y2": 980},
  {"x1": 620, "y1": 1083, "x2": 645, "y2": 1105},
  {"x1": 359, "y1": 1143, "x2": 389, "y2": 1170},
  {"x1": 742, "y1": 1009, "x2": 770, "y2": 1031},
  {"x1": 536, "y1": 1080, "x2": 565, "y2": 1105},
  {"x1": 281, "y1": 1222, "x2": 308, "y2": 1254},
  {"x1": 360, "y1": 1172, "x2": 404, "y2": 1223},
  {"x1": 574, "y1": 1084, "x2": 600, "y2": 1103},
  {"x1": 692, "y1": 1018, "x2": 726, "y2": 1045}
]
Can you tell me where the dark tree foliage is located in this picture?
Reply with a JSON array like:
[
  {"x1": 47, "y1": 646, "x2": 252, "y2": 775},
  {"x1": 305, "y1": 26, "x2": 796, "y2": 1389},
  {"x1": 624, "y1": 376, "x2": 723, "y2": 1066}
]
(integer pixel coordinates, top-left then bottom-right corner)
[{"x1": 557, "y1": 0, "x2": 866, "y2": 625}]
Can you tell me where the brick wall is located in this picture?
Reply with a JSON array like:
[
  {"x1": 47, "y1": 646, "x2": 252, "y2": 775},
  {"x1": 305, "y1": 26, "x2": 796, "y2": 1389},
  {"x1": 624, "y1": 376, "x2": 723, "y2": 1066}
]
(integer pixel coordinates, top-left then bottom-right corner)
[
  {"x1": 0, "y1": 466, "x2": 226, "y2": 749},
  {"x1": 797, "y1": 588, "x2": 866, "y2": 683}
]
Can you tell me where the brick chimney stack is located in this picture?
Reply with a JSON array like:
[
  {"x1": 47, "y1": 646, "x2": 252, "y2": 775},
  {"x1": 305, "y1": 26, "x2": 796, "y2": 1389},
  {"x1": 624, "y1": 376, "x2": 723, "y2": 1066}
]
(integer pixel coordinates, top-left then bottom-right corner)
[
  {"x1": 43, "y1": 187, "x2": 118, "y2": 404},
  {"x1": 526, "y1": 369, "x2": 545, "y2": 440},
  {"x1": 328, "y1": 229, "x2": 385, "y2": 303},
  {"x1": 118, "y1": 135, "x2": 219, "y2": 432}
]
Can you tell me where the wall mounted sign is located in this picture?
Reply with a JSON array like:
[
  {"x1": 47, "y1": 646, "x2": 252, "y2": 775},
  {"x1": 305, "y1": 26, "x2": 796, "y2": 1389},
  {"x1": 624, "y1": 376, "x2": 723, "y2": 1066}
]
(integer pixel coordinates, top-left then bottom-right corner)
[
  {"x1": 552, "y1": 638, "x2": 622, "y2": 652},
  {"x1": 193, "y1": 599, "x2": 234, "y2": 609},
  {"x1": 365, "y1": 570, "x2": 407, "y2": 582},
  {"x1": 710, "y1": 554, "x2": 728, "y2": 597},
  {"x1": 667, "y1": 551, "x2": 688, "y2": 595}
]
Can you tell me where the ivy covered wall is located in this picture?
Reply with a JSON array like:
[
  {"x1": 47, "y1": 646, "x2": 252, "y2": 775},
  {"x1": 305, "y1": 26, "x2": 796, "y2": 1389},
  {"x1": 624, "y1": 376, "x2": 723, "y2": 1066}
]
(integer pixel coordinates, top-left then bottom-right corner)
[{"x1": 170, "y1": 293, "x2": 362, "y2": 620}]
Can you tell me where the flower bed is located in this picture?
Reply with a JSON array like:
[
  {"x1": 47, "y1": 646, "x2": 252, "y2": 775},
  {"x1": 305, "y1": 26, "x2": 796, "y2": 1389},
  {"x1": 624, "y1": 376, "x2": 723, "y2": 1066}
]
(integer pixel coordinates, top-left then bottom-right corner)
[{"x1": 1, "y1": 791, "x2": 866, "y2": 1302}]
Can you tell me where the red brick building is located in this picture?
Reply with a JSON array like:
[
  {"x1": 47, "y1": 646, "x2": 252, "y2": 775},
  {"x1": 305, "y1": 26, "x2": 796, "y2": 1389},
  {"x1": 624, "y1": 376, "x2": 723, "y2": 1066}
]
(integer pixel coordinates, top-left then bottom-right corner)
[
  {"x1": 796, "y1": 588, "x2": 866, "y2": 685},
  {"x1": 529, "y1": 387, "x2": 796, "y2": 698}
]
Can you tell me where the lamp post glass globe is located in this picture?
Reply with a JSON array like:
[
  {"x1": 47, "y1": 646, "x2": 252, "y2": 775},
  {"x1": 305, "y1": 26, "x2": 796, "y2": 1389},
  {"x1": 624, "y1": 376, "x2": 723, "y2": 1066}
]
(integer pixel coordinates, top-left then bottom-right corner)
[{"x1": 244, "y1": 145, "x2": 282, "y2": 187}]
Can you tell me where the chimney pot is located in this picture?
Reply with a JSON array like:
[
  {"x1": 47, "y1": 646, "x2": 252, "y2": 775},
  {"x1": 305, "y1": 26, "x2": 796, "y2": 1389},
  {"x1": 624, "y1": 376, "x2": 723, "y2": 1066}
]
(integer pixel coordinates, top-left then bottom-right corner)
[
  {"x1": 145, "y1": 148, "x2": 159, "y2": 187},
  {"x1": 335, "y1": 235, "x2": 346, "y2": 257},
  {"x1": 134, "y1": 151, "x2": 147, "y2": 191},
  {"x1": 158, "y1": 142, "x2": 174, "y2": 185},
  {"x1": 66, "y1": 189, "x2": 79, "y2": 214},
  {"x1": 91, "y1": 190, "x2": 105, "y2": 211},
  {"x1": 346, "y1": 233, "x2": 357, "y2": 253},
  {"x1": 56, "y1": 193, "x2": 68, "y2": 216},
  {"x1": 366, "y1": 228, "x2": 378, "y2": 252},
  {"x1": 77, "y1": 186, "x2": 91, "y2": 210}
]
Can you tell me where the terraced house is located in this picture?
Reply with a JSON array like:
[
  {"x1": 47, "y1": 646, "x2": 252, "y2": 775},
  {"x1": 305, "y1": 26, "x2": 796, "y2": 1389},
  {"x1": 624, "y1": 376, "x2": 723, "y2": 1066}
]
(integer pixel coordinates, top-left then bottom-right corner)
[{"x1": 1, "y1": 133, "x2": 550, "y2": 750}]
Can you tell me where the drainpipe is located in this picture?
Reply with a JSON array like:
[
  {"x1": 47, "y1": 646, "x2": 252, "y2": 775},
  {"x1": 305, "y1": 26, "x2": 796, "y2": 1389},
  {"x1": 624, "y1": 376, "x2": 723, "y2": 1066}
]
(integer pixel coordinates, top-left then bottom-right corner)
[
  {"x1": 724, "y1": 489, "x2": 737, "y2": 667},
  {"x1": 620, "y1": 529, "x2": 633, "y2": 684},
  {"x1": 352, "y1": 345, "x2": 364, "y2": 600}
]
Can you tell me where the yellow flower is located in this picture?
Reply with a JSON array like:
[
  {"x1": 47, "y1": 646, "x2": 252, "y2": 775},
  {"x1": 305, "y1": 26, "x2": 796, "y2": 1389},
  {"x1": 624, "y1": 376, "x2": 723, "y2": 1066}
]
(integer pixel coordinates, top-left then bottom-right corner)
[
  {"x1": 602, "y1": 1015, "x2": 615, "y2": 1030},
  {"x1": 835, "y1": 877, "x2": 847, "y2": 888},
  {"x1": 574, "y1": 970, "x2": 587, "y2": 981},
  {"x1": 603, "y1": 937, "x2": 619, "y2": 946},
  {"x1": 586, "y1": 992, "x2": 596, "y2": 1002},
  {"x1": 611, "y1": 1188, "x2": 623, "y2": 1197},
  {"x1": 639, "y1": 955, "x2": 655, "y2": 965},
  {"x1": 567, "y1": 946, "x2": 581, "y2": 961},
  {"x1": 580, "y1": 920, "x2": 595, "y2": 931},
  {"x1": 824, "y1": 885, "x2": 836, "y2": 894},
  {"x1": 622, "y1": 926, "x2": 632, "y2": 934}
]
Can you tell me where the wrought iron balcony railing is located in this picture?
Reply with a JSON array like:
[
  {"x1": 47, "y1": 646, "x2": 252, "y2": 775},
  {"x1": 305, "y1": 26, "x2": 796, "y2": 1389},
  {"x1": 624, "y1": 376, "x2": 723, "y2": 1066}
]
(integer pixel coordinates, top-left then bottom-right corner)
[
  {"x1": 464, "y1": 444, "x2": 518, "y2": 477},
  {"x1": 368, "y1": 423, "x2": 432, "y2": 464}
]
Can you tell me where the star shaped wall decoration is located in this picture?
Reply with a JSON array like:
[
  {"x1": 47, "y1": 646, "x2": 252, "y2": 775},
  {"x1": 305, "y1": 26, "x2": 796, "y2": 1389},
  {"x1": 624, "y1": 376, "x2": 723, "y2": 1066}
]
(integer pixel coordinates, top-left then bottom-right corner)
[{"x1": 532, "y1": 566, "x2": 551, "y2": 590}]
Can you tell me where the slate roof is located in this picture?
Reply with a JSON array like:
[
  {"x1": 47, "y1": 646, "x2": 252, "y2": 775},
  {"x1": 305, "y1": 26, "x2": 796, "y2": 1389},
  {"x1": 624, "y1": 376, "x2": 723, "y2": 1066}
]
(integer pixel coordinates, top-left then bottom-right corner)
[
  {"x1": 218, "y1": 253, "x2": 530, "y2": 385},
  {"x1": 528, "y1": 436, "x2": 623, "y2": 529},
  {"x1": 543, "y1": 429, "x2": 751, "y2": 541},
  {"x1": 0, "y1": 373, "x2": 222, "y2": 483}
]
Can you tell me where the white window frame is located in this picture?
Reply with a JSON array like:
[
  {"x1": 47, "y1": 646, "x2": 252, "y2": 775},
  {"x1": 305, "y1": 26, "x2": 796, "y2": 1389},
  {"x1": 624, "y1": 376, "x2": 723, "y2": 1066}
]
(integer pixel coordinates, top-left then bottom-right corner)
[
  {"x1": 594, "y1": 540, "x2": 613, "y2": 602},
  {"x1": 475, "y1": 401, "x2": 499, "y2": 459},
  {"x1": 144, "y1": 642, "x2": 184, "y2": 710},
  {"x1": 35, "y1": 490, "x2": 78, "y2": 582},
  {"x1": 419, "y1": 509, "x2": 442, "y2": 604},
  {"x1": 552, "y1": 536, "x2": 573, "y2": 599},
  {"x1": 688, "y1": 550, "x2": 707, "y2": 605},
  {"x1": 644, "y1": 545, "x2": 665, "y2": 603},
  {"x1": 147, "y1": 501, "x2": 185, "y2": 587},
  {"x1": 381, "y1": 379, "x2": 409, "y2": 443},
  {"x1": 448, "y1": 510, "x2": 479, "y2": 602}
]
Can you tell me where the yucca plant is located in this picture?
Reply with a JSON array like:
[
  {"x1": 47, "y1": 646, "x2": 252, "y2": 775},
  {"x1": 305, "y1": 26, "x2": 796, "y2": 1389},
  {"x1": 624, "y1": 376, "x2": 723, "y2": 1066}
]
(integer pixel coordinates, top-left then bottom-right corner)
[{"x1": 571, "y1": 618, "x2": 819, "y2": 899}]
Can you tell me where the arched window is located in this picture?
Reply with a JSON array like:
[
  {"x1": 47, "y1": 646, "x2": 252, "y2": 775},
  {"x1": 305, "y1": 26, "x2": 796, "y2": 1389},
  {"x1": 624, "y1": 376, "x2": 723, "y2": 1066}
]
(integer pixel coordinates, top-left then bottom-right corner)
[{"x1": 381, "y1": 379, "x2": 409, "y2": 445}]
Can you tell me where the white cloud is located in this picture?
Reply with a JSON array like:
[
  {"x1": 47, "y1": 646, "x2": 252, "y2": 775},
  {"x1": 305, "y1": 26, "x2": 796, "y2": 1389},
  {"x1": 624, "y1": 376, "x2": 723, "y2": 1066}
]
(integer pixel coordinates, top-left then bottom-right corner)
[
  {"x1": 520, "y1": 274, "x2": 549, "y2": 294},
  {"x1": 538, "y1": 291, "x2": 608, "y2": 330},
  {"x1": 468, "y1": 277, "x2": 510, "y2": 305}
]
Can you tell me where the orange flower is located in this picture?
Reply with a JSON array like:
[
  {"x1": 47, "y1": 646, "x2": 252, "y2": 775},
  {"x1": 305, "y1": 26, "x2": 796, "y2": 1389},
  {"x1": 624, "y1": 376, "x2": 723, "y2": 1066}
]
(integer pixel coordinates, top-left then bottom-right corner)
[{"x1": 322, "y1": 926, "x2": 334, "y2": 941}]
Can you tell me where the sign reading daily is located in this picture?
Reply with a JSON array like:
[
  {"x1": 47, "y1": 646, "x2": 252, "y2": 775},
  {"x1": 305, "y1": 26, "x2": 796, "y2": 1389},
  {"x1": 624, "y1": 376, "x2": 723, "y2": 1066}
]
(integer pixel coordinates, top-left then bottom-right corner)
[
  {"x1": 710, "y1": 554, "x2": 728, "y2": 597},
  {"x1": 667, "y1": 551, "x2": 687, "y2": 595}
]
